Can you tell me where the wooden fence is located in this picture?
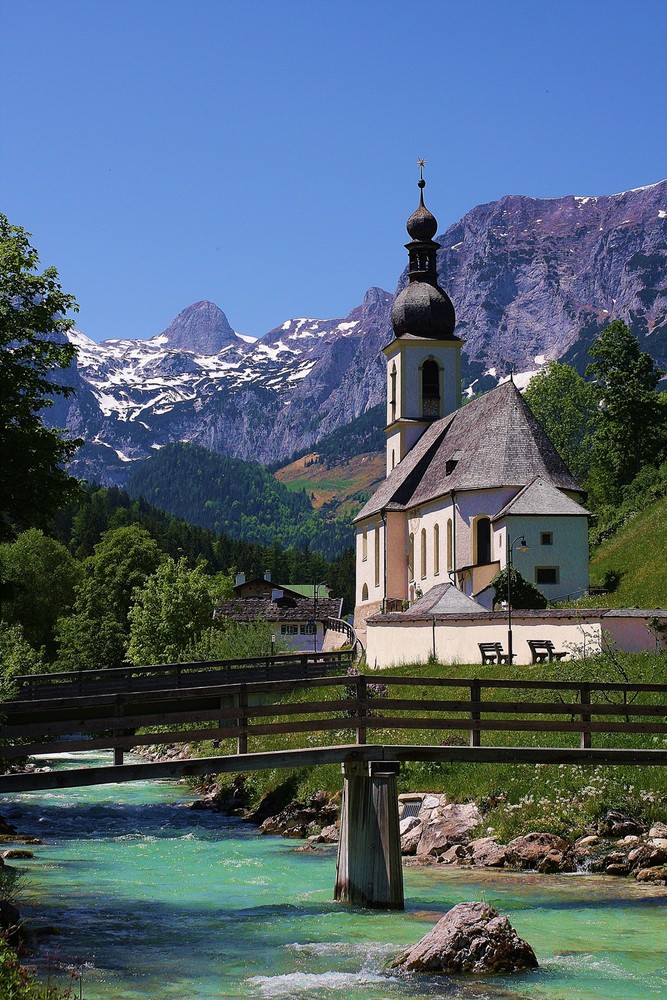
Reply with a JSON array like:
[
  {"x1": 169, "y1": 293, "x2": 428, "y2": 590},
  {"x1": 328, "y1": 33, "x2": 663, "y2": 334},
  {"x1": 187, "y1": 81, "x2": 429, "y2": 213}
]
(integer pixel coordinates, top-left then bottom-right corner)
[{"x1": 2, "y1": 672, "x2": 666, "y2": 762}]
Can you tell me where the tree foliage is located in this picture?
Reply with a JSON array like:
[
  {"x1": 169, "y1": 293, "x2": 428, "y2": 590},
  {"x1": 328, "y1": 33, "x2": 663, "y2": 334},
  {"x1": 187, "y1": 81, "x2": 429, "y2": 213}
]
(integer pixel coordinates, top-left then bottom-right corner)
[
  {"x1": 523, "y1": 361, "x2": 598, "y2": 481},
  {"x1": 491, "y1": 565, "x2": 548, "y2": 610},
  {"x1": 0, "y1": 529, "x2": 81, "y2": 656},
  {"x1": 127, "y1": 558, "x2": 215, "y2": 665},
  {"x1": 586, "y1": 320, "x2": 667, "y2": 502},
  {"x1": 0, "y1": 215, "x2": 81, "y2": 539},
  {"x1": 55, "y1": 525, "x2": 164, "y2": 670}
]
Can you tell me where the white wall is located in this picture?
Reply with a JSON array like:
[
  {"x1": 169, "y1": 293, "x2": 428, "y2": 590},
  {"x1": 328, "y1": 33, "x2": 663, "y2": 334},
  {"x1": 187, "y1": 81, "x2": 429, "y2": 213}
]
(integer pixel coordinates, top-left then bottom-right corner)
[{"x1": 366, "y1": 615, "x2": 603, "y2": 668}]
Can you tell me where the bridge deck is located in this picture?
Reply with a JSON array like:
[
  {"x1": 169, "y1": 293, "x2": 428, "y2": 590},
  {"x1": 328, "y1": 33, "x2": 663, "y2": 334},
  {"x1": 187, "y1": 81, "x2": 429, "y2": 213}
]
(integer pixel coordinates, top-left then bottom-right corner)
[{"x1": 1, "y1": 743, "x2": 666, "y2": 793}]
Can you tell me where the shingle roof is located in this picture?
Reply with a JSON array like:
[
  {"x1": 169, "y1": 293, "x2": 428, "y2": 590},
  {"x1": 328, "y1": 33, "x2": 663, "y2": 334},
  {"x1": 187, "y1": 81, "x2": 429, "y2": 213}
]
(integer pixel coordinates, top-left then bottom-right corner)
[
  {"x1": 493, "y1": 476, "x2": 591, "y2": 519},
  {"x1": 355, "y1": 380, "x2": 583, "y2": 521},
  {"x1": 409, "y1": 583, "x2": 486, "y2": 615},
  {"x1": 214, "y1": 597, "x2": 343, "y2": 623}
]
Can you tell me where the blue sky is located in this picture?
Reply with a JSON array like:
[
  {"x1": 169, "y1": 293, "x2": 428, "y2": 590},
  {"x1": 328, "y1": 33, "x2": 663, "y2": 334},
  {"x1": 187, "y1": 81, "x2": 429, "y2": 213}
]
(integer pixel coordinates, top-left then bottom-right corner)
[{"x1": 1, "y1": 0, "x2": 666, "y2": 343}]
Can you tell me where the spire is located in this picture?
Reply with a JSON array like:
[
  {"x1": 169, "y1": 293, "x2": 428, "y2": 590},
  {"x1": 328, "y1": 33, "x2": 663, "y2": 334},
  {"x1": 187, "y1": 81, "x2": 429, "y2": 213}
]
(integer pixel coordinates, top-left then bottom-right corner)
[
  {"x1": 406, "y1": 160, "x2": 439, "y2": 244},
  {"x1": 390, "y1": 162, "x2": 456, "y2": 340}
]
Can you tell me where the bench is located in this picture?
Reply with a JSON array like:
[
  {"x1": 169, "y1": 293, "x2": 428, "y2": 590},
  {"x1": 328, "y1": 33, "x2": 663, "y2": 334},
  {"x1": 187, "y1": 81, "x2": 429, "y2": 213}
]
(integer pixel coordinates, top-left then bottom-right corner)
[
  {"x1": 528, "y1": 639, "x2": 568, "y2": 664},
  {"x1": 478, "y1": 642, "x2": 515, "y2": 665}
]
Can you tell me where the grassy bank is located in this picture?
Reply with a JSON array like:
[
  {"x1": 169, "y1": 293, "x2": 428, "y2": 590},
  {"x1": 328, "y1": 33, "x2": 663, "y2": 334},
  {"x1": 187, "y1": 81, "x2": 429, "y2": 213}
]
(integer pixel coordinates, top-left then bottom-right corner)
[{"x1": 186, "y1": 649, "x2": 667, "y2": 842}]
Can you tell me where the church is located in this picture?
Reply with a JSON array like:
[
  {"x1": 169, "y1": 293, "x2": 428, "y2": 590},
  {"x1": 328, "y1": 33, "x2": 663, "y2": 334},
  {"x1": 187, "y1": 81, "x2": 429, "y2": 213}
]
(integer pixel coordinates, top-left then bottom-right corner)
[{"x1": 353, "y1": 172, "x2": 591, "y2": 646}]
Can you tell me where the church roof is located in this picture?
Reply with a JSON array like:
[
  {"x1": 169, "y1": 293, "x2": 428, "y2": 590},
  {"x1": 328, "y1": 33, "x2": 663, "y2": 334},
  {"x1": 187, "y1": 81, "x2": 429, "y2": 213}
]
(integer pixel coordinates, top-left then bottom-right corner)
[
  {"x1": 355, "y1": 380, "x2": 583, "y2": 522},
  {"x1": 493, "y1": 476, "x2": 591, "y2": 519}
]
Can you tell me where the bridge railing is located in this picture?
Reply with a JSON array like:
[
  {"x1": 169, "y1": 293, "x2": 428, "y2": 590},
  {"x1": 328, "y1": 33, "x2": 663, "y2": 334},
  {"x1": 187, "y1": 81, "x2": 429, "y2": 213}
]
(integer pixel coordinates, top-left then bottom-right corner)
[
  {"x1": 10, "y1": 649, "x2": 356, "y2": 701},
  {"x1": 3, "y1": 672, "x2": 666, "y2": 763}
]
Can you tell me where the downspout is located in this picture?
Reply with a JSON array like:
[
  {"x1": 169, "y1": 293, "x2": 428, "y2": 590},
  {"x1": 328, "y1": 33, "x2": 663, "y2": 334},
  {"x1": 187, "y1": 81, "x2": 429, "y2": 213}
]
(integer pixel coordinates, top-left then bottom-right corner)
[
  {"x1": 451, "y1": 489, "x2": 458, "y2": 589},
  {"x1": 381, "y1": 510, "x2": 387, "y2": 614}
]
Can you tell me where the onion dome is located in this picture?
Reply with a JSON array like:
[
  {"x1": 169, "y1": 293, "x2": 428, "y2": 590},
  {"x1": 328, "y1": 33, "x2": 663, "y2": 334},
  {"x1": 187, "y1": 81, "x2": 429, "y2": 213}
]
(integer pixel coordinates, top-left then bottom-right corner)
[
  {"x1": 391, "y1": 164, "x2": 457, "y2": 340},
  {"x1": 391, "y1": 280, "x2": 456, "y2": 339}
]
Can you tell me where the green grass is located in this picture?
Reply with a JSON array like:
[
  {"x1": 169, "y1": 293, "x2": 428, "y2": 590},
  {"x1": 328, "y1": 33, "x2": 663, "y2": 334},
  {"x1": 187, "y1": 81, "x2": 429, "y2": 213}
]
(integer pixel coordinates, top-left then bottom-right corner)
[
  {"x1": 587, "y1": 497, "x2": 667, "y2": 608},
  {"x1": 187, "y1": 652, "x2": 667, "y2": 842}
]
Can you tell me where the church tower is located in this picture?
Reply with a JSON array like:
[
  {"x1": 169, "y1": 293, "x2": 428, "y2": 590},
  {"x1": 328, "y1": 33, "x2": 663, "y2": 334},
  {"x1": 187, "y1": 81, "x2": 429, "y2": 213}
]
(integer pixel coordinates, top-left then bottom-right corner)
[{"x1": 384, "y1": 165, "x2": 463, "y2": 476}]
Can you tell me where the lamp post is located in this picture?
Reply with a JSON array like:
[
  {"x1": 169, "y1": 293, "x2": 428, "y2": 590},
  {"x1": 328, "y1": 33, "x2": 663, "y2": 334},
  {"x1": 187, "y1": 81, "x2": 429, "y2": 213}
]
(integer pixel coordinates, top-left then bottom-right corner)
[
  {"x1": 506, "y1": 535, "x2": 528, "y2": 664},
  {"x1": 313, "y1": 581, "x2": 327, "y2": 653}
]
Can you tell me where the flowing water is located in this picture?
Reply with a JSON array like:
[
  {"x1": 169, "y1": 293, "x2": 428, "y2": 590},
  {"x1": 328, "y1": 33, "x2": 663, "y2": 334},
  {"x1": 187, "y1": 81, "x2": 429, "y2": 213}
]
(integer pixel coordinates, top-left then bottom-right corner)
[{"x1": 1, "y1": 751, "x2": 665, "y2": 999}]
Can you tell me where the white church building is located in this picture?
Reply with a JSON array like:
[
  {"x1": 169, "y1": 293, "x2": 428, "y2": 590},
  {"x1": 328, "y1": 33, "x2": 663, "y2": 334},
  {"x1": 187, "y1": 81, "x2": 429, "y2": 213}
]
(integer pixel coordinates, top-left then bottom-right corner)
[{"x1": 354, "y1": 174, "x2": 591, "y2": 653}]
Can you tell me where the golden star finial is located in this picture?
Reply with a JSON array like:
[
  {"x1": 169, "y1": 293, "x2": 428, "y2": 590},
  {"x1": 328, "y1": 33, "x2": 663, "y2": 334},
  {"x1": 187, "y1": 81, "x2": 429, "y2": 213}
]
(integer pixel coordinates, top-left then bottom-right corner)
[{"x1": 417, "y1": 158, "x2": 426, "y2": 180}]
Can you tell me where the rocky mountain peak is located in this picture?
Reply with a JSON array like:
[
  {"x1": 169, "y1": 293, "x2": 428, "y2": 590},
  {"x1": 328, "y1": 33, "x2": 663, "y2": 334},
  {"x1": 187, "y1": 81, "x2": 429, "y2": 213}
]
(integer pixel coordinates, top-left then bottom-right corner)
[{"x1": 155, "y1": 300, "x2": 237, "y2": 354}]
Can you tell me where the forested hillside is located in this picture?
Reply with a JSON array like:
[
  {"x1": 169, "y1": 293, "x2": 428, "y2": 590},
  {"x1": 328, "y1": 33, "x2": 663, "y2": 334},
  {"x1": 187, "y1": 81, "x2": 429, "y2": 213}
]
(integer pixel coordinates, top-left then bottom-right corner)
[
  {"x1": 51, "y1": 483, "x2": 354, "y2": 607},
  {"x1": 124, "y1": 442, "x2": 353, "y2": 560}
]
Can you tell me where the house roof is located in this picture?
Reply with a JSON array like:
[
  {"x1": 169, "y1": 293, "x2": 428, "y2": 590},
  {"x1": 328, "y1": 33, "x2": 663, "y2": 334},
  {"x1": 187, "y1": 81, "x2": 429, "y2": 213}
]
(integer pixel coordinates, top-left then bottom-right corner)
[
  {"x1": 493, "y1": 476, "x2": 591, "y2": 519},
  {"x1": 214, "y1": 596, "x2": 343, "y2": 623},
  {"x1": 355, "y1": 380, "x2": 582, "y2": 522},
  {"x1": 409, "y1": 583, "x2": 486, "y2": 615}
]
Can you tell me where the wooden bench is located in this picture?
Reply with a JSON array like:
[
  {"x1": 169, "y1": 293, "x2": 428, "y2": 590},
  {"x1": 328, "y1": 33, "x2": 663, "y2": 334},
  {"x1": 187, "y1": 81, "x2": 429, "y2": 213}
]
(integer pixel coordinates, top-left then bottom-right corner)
[
  {"x1": 528, "y1": 639, "x2": 568, "y2": 664},
  {"x1": 478, "y1": 642, "x2": 515, "y2": 665}
]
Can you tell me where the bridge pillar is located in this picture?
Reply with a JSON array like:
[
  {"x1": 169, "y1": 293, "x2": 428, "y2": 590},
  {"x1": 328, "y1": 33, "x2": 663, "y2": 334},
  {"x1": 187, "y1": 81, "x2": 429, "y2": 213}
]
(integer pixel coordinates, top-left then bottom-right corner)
[{"x1": 334, "y1": 760, "x2": 404, "y2": 910}]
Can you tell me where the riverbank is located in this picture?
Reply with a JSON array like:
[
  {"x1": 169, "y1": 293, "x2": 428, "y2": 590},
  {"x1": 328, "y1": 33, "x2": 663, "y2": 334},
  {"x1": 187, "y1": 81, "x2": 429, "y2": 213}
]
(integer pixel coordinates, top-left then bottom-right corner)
[{"x1": 187, "y1": 771, "x2": 667, "y2": 884}]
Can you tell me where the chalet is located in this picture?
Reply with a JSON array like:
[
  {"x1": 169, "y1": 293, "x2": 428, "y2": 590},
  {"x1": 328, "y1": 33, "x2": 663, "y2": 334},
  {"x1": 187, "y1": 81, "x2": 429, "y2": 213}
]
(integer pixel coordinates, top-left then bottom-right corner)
[{"x1": 214, "y1": 572, "x2": 343, "y2": 652}]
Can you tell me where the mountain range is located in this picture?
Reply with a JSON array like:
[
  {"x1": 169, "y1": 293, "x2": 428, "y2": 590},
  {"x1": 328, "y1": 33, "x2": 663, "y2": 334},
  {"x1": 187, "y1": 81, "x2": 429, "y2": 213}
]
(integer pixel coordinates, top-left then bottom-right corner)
[{"x1": 50, "y1": 179, "x2": 667, "y2": 487}]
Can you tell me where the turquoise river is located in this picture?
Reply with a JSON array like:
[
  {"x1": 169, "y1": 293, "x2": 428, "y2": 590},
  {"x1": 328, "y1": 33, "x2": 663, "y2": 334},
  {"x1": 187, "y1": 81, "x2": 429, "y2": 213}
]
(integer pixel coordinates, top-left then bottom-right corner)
[{"x1": 1, "y1": 751, "x2": 665, "y2": 999}]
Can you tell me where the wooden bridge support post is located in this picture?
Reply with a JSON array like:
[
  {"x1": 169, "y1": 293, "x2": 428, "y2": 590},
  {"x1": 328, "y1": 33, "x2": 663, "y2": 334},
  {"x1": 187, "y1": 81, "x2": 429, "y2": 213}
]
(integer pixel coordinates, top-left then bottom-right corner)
[{"x1": 334, "y1": 760, "x2": 404, "y2": 910}]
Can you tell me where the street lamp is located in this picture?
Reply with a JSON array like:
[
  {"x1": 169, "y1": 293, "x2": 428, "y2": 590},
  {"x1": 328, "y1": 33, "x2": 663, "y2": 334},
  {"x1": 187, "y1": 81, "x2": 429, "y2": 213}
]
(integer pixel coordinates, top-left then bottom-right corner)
[
  {"x1": 313, "y1": 581, "x2": 328, "y2": 653},
  {"x1": 506, "y1": 535, "x2": 528, "y2": 664}
]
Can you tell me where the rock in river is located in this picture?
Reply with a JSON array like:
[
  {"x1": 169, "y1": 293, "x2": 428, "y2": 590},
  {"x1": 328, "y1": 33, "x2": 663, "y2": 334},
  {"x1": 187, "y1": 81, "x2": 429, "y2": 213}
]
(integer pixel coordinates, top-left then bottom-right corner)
[{"x1": 392, "y1": 901, "x2": 538, "y2": 975}]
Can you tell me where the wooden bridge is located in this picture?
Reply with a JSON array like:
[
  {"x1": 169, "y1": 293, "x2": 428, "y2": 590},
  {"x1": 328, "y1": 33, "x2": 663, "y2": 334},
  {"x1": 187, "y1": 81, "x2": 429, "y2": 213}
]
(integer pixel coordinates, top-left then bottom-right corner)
[{"x1": 1, "y1": 654, "x2": 666, "y2": 909}]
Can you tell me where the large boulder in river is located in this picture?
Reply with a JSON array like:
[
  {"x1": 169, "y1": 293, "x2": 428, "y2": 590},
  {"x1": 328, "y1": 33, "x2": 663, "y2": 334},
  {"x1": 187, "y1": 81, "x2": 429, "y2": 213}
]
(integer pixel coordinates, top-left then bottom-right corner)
[{"x1": 392, "y1": 901, "x2": 538, "y2": 975}]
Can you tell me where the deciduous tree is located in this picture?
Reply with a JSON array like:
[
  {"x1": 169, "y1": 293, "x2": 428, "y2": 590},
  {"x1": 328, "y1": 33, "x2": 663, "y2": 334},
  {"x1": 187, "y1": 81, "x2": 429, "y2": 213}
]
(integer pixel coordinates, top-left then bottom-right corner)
[
  {"x1": 0, "y1": 215, "x2": 81, "y2": 539},
  {"x1": 0, "y1": 529, "x2": 81, "y2": 656},
  {"x1": 55, "y1": 525, "x2": 164, "y2": 670},
  {"x1": 586, "y1": 321, "x2": 666, "y2": 501},
  {"x1": 127, "y1": 558, "x2": 214, "y2": 664},
  {"x1": 523, "y1": 361, "x2": 598, "y2": 482}
]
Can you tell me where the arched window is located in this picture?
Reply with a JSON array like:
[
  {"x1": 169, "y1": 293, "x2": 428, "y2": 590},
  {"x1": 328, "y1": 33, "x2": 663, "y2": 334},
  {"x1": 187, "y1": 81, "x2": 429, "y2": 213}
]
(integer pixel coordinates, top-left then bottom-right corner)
[
  {"x1": 474, "y1": 516, "x2": 492, "y2": 566},
  {"x1": 421, "y1": 359, "x2": 440, "y2": 417},
  {"x1": 391, "y1": 449, "x2": 395, "y2": 470},
  {"x1": 390, "y1": 363, "x2": 397, "y2": 423},
  {"x1": 361, "y1": 582, "x2": 369, "y2": 602},
  {"x1": 433, "y1": 523, "x2": 440, "y2": 575},
  {"x1": 408, "y1": 532, "x2": 415, "y2": 580},
  {"x1": 446, "y1": 518, "x2": 453, "y2": 571},
  {"x1": 420, "y1": 528, "x2": 427, "y2": 578},
  {"x1": 374, "y1": 522, "x2": 381, "y2": 587}
]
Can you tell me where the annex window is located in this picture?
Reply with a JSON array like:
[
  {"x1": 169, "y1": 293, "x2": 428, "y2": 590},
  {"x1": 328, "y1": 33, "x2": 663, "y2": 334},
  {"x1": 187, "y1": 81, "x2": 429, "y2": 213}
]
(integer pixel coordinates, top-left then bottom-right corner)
[
  {"x1": 408, "y1": 532, "x2": 415, "y2": 580},
  {"x1": 540, "y1": 531, "x2": 553, "y2": 546},
  {"x1": 362, "y1": 524, "x2": 368, "y2": 561},
  {"x1": 361, "y1": 582, "x2": 369, "y2": 601},
  {"x1": 535, "y1": 566, "x2": 560, "y2": 585},
  {"x1": 300, "y1": 623, "x2": 316, "y2": 635},
  {"x1": 420, "y1": 528, "x2": 427, "y2": 578},
  {"x1": 433, "y1": 523, "x2": 440, "y2": 575},
  {"x1": 280, "y1": 624, "x2": 298, "y2": 635},
  {"x1": 374, "y1": 522, "x2": 381, "y2": 588},
  {"x1": 421, "y1": 359, "x2": 440, "y2": 417}
]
